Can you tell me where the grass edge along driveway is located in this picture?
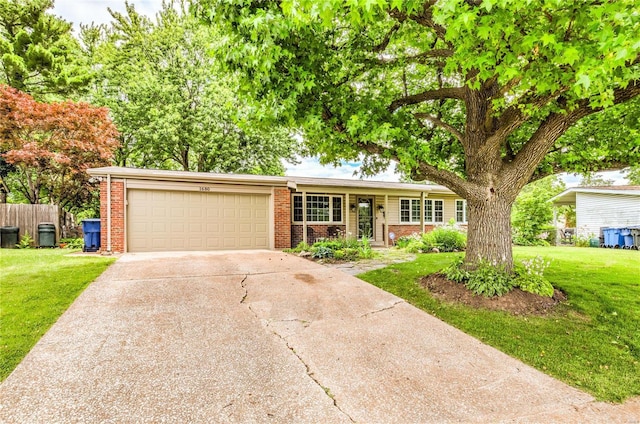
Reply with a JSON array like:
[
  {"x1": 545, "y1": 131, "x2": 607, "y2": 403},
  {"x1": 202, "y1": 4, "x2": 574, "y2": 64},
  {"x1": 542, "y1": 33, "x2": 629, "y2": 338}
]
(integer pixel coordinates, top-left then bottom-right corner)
[
  {"x1": 1, "y1": 249, "x2": 115, "y2": 381},
  {"x1": 358, "y1": 246, "x2": 640, "y2": 403}
]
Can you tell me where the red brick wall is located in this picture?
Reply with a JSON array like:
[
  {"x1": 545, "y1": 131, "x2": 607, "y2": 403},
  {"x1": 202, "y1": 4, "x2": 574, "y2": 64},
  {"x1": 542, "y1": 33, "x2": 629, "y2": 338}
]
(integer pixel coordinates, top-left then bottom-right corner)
[
  {"x1": 99, "y1": 180, "x2": 125, "y2": 253},
  {"x1": 291, "y1": 224, "x2": 347, "y2": 246},
  {"x1": 388, "y1": 224, "x2": 436, "y2": 241},
  {"x1": 273, "y1": 188, "x2": 291, "y2": 249}
]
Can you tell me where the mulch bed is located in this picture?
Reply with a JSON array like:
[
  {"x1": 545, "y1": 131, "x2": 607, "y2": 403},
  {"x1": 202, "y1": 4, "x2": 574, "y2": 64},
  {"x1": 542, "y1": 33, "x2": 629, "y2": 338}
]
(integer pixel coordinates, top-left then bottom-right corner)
[{"x1": 420, "y1": 273, "x2": 567, "y2": 316}]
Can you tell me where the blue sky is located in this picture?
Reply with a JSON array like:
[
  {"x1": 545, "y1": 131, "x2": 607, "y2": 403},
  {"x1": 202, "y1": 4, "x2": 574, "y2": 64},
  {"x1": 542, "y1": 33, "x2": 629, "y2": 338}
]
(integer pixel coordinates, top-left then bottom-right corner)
[{"x1": 52, "y1": 0, "x2": 628, "y2": 186}]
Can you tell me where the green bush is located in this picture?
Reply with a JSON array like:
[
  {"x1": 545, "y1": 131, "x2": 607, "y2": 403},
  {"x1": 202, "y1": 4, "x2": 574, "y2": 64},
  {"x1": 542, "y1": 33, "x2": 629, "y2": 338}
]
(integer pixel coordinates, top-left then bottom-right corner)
[
  {"x1": 442, "y1": 255, "x2": 554, "y2": 298},
  {"x1": 396, "y1": 227, "x2": 466, "y2": 253},
  {"x1": 15, "y1": 232, "x2": 34, "y2": 249},
  {"x1": 286, "y1": 241, "x2": 311, "y2": 253},
  {"x1": 306, "y1": 236, "x2": 374, "y2": 261},
  {"x1": 359, "y1": 237, "x2": 373, "y2": 259},
  {"x1": 513, "y1": 255, "x2": 554, "y2": 297},
  {"x1": 59, "y1": 238, "x2": 83, "y2": 249},
  {"x1": 422, "y1": 227, "x2": 467, "y2": 252},
  {"x1": 465, "y1": 261, "x2": 515, "y2": 297},
  {"x1": 443, "y1": 256, "x2": 469, "y2": 283},
  {"x1": 514, "y1": 274, "x2": 554, "y2": 297},
  {"x1": 311, "y1": 245, "x2": 334, "y2": 259}
]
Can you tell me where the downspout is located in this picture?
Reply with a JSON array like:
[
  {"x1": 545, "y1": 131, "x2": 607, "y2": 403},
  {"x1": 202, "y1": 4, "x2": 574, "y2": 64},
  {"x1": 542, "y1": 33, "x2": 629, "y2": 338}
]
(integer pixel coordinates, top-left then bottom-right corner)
[{"x1": 107, "y1": 173, "x2": 112, "y2": 253}]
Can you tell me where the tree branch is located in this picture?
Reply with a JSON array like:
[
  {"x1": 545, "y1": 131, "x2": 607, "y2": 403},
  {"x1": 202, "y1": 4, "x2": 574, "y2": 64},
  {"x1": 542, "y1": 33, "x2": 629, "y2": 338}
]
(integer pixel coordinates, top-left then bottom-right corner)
[
  {"x1": 388, "y1": 87, "x2": 465, "y2": 112},
  {"x1": 413, "y1": 113, "x2": 463, "y2": 142},
  {"x1": 371, "y1": 22, "x2": 401, "y2": 53},
  {"x1": 504, "y1": 80, "x2": 640, "y2": 189}
]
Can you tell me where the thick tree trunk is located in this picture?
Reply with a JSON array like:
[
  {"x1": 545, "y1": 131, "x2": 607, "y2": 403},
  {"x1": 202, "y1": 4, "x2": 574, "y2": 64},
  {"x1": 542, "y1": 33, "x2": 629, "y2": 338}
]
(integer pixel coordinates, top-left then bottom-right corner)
[{"x1": 465, "y1": 193, "x2": 514, "y2": 273}]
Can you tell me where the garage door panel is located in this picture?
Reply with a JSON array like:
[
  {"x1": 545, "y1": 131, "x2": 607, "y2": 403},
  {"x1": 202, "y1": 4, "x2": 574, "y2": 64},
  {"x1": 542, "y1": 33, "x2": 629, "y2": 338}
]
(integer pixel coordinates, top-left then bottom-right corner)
[{"x1": 128, "y1": 189, "x2": 270, "y2": 252}]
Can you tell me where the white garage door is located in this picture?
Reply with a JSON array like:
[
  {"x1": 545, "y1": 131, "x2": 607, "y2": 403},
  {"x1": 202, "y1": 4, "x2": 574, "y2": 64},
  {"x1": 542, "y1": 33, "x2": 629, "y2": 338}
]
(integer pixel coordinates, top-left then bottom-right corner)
[{"x1": 127, "y1": 189, "x2": 270, "y2": 252}]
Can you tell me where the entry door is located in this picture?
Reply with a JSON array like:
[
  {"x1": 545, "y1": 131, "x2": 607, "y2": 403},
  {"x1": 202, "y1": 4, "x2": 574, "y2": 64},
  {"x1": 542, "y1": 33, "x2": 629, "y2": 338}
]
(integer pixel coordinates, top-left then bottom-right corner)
[{"x1": 357, "y1": 197, "x2": 374, "y2": 239}]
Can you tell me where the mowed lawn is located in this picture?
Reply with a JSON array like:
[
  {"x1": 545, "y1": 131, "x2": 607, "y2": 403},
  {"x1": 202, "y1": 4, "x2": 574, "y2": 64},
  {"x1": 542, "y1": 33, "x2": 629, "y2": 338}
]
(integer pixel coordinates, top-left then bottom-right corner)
[
  {"x1": 359, "y1": 246, "x2": 640, "y2": 402},
  {"x1": 0, "y1": 249, "x2": 115, "y2": 381}
]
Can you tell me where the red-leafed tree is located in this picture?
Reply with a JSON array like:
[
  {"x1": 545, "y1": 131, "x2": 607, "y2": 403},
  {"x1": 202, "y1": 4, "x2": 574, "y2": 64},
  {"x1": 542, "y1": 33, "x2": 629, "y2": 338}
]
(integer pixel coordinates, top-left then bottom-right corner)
[{"x1": 0, "y1": 85, "x2": 119, "y2": 210}]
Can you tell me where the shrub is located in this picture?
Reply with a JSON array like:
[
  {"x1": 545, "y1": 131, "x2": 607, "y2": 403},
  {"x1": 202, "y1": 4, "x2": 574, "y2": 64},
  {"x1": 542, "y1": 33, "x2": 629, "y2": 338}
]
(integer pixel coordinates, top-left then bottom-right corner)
[
  {"x1": 59, "y1": 238, "x2": 83, "y2": 249},
  {"x1": 395, "y1": 234, "x2": 419, "y2": 249},
  {"x1": 465, "y1": 261, "x2": 515, "y2": 297},
  {"x1": 287, "y1": 241, "x2": 311, "y2": 253},
  {"x1": 514, "y1": 256, "x2": 554, "y2": 297},
  {"x1": 311, "y1": 245, "x2": 334, "y2": 259},
  {"x1": 442, "y1": 255, "x2": 554, "y2": 298},
  {"x1": 359, "y1": 237, "x2": 374, "y2": 259},
  {"x1": 514, "y1": 274, "x2": 554, "y2": 297},
  {"x1": 422, "y1": 226, "x2": 467, "y2": 252},
  {"x1": 443, "y1": 256, "x2": 469, "y2": 283},
  {"x1": 306, "y1": 236, "x2": 374, "y2": 261},
  {"x1": 15, "y1": 232, "x2": 34, "y2": 249},
  {"x1": 396, "y1": 227, "x2": 466, "y2": 253}
]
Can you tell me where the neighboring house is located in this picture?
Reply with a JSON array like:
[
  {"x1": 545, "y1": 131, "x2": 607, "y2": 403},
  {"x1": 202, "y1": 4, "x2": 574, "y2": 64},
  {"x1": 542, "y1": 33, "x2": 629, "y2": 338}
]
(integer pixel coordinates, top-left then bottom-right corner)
[
  {"x1": 551, "y1": 186, "x2": 640, "y2": 237},
  {"x1": 87, "y1": 167, "x2": 467, "y2": 253}
]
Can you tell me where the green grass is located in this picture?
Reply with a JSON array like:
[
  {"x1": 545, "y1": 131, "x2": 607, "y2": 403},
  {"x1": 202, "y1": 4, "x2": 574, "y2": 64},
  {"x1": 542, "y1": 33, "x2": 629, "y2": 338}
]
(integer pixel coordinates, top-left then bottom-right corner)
[
  {"x1": 358, "y1": 246, "x2": 640, "y2": 402},
  {"x1": 0, "y1": 249, "x2": 115, "y2": 381}
]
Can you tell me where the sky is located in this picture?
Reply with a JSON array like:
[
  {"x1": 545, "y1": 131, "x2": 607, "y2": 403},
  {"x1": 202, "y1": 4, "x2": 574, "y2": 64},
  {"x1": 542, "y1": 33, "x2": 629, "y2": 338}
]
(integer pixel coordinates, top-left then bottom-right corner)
[{"x1": 51, "y1": 0, "x2": 628, "y2": 186}]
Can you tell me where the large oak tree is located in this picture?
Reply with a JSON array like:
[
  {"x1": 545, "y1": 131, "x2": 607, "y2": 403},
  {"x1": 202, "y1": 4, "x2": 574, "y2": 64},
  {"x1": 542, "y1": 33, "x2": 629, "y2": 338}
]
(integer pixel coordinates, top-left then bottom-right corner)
[{"x1": 197, "y1": 0, "x2": 640, "y2": 271}]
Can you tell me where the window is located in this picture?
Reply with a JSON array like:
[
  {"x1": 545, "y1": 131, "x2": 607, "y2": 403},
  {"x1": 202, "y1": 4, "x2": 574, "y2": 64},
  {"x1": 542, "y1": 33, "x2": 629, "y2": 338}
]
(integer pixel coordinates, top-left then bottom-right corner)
[
  {"x1": 332, "y1": 197, "x2": 342, "y2": 222},
  {"x1": 456, "y1": 199, "x2": 467, "y2": 223},
  {"x1": 400, "y1": 198, "x2": 422, "y2": 223},
  {"x1": 293, "y1": 195, "x2": 303, "y2": 222},
  {"x1": 425, "y1": 199, "x2": 444, "y2": 223},
  {"x1": 292, "y1": 194, "x2": 343, "y2": 223}
]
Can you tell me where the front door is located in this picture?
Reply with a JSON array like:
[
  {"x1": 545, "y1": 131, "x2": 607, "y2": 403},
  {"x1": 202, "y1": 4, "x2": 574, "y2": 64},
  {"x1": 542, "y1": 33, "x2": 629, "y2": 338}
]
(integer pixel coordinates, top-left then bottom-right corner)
[{"x1": 357, "y1": 197, "x2": 374, "y2": 240}]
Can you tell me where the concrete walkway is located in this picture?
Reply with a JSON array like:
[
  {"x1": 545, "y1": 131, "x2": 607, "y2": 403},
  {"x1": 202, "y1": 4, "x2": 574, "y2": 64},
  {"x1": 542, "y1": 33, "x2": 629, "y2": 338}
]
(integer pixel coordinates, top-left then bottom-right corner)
[{"x1": 1, "y1": 251, "x2": 638, "y2": 423}]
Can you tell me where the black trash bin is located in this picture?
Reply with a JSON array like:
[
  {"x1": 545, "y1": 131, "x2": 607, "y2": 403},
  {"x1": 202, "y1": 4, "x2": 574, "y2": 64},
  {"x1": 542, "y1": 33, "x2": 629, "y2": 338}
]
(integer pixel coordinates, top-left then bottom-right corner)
[
  {"x1": 1, "y1": 226, "x2": 19, "y2": 248},
  {"x1": 38, "y1": 222, "x2": 56, "y2": 247},
  {"x1": 82, "y1": 219, "x2": 101, "y2": 252}
]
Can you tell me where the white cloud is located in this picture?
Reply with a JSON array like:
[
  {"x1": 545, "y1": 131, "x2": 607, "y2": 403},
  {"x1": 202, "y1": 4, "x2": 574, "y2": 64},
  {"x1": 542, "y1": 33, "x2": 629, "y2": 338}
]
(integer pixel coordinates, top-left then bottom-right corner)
[
  {"x1": 561, "y1": 170, "x2": 628, "y2": 187},
  {"x1": 52, "y1": 0, "x2": 163, "y2": 29},
  {"x1": 285, "y1": 157, "x2": 399, "y2": 182}
]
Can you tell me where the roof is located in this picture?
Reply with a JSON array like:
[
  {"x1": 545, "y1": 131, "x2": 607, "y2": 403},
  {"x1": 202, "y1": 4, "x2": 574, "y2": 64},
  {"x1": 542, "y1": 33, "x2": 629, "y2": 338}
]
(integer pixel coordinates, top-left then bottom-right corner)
[
  {"x1": 551, "y1": 186, "x2": 640, "y2": 205},
  {"x1": 87, "y1": 166, "x2": 456, "y2": 195}
]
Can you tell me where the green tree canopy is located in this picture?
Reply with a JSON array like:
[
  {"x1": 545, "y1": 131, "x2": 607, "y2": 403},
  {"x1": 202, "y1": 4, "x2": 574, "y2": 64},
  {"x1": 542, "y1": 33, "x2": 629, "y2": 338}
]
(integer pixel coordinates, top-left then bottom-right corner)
[
  {"x1": 82, "y1": 0, "x2": 299, "y2": 175},
  {"x1": 197, "y1": 0, "x2": 640, "y2": 271},
  {"x1": 511, "y1": 175, "x2": 565, "y2": 246},
  {"x1": 0, "y1": 0, "x2": 90, "y2": 99}
]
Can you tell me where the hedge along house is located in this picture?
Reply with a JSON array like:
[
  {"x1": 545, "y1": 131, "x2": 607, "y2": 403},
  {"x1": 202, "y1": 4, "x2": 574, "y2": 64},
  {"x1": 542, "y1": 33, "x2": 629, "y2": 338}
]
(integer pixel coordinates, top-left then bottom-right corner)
[{"x1": 87, "y1": 167, "x2": 467, "y2": 253}]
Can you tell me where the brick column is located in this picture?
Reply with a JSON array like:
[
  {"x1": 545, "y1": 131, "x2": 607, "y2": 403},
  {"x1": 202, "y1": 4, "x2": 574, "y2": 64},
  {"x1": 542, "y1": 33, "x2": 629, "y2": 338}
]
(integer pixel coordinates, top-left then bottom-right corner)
[
  {"x1": 99, "y1": 179, "x2": 125, "y2": 253},
  {"x1": 273, "y1": 188, "x2": 291, "y2": 249}
]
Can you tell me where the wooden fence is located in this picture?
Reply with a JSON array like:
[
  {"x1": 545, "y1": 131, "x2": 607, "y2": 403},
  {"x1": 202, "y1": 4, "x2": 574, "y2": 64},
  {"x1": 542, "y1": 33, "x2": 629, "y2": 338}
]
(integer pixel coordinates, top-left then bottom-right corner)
[{"x1": 0, "y1": 204, "x2": 76, "y2": 246}]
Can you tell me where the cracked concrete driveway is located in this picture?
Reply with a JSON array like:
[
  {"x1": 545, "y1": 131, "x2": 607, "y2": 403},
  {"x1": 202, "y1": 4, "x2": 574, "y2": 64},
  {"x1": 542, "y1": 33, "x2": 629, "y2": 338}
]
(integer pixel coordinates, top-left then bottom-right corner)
[{"x1": 1, "y1": 251, "x2": 638, "y2": 423}]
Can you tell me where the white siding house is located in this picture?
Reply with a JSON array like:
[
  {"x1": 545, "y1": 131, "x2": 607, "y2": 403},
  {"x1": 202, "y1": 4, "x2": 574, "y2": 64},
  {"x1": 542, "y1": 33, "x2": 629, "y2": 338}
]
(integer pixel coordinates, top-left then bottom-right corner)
[{"x1": 551, "y1": 186, "x2": 640, "y2": 238}]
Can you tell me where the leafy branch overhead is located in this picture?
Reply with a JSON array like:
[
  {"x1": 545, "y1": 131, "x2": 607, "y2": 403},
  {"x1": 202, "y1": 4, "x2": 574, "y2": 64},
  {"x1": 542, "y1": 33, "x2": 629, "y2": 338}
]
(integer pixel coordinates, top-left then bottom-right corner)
[
  {"x1": 198, "y1": 0, "x2": 640, "y2": 270},
  {"x1": 198, "y1": 0, "x2": 639, "y2": 191}
]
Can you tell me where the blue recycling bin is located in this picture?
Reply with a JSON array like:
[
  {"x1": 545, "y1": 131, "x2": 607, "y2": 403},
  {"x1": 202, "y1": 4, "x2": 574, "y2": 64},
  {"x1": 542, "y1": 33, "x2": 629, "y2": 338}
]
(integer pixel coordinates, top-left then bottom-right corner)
[
  {"x1": 606, "y1": 228, "x2": 623, "y2": 248},
  {"x1": 82, "y1": 219, "x2": 101, "y2": 252},
  {"x1": 620, "y1": 228, "x2": 634, "y2": 249},
  {"x1": 602, "y1": 228, "x2": 614, "y2": 247}
]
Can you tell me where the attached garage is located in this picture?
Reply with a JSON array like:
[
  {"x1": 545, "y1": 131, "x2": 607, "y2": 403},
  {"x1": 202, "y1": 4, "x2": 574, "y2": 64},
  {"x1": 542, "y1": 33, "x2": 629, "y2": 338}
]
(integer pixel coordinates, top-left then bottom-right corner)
[
  {"x1": 127, "y1": 189, "x2": 270, "y2": 252},
  {"x1": 87, "y1": 167, "x2": 291, "y2": 253}
]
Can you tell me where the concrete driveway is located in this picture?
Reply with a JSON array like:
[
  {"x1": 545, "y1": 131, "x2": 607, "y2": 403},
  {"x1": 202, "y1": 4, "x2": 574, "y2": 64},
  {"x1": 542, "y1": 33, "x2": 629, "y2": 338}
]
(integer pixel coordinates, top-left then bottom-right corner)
[{"x1": 1, "y1": 251, "x2": 638, "y2": 423}]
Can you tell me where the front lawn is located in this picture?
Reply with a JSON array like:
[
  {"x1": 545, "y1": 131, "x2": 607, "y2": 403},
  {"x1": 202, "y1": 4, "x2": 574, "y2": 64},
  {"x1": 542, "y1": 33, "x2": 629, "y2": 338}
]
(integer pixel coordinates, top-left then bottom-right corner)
[
  {"x1": 358, "y1": 246, "x2": 640, "y2": 402},
  {"x1": 0, "y1": 249, "x2": 115, "y2": 381}
]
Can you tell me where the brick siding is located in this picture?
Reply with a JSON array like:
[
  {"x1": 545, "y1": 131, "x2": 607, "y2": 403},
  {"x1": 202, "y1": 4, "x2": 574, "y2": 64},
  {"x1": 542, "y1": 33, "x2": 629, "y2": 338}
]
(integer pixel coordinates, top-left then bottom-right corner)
[
  {"x1": 388, "y1": 224, "x2": 436, "y2": 242},
  {"x1": 99, "y1": 180, "x2": 125, "y2": 253},
  {"x1": 291, "y1": 224, "x2": 347, "y2": 247},
  {"x1": 273, "y1": 188, "x2": 291, "y2": 249}
]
